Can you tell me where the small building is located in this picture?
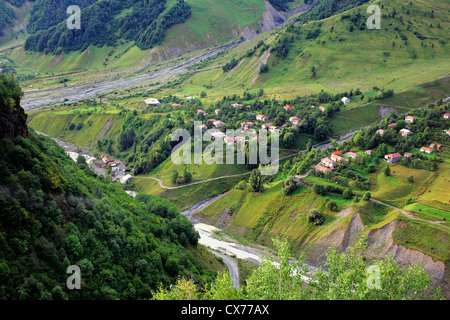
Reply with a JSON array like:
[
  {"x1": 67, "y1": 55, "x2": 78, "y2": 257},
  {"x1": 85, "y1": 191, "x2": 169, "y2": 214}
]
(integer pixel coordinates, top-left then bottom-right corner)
[
  {"x1": 101, "y1": 155, "x2": 111, "y2": 164},
  {"x1": 231, "y1": 103, "x2": 243, "y2": 108},
  {"x1": 262, "y1": 123, "x2": 273, "y2": 130},
  {"x1": 256, "y1": 114, "x2": 269, "y2": 121},
  {"x1": 318, "y1": 106, "x2": 325, "y2": 112},
  {"x1": 376, "y1": 129, "x2": 385, "y2": 136},
  {"x1": 314, "y1": 165, "x2": 333, "y2": 173},
  {"x1": 289, "y1": 117, "x2": 302, "y2": 126},
  {"x1": 245, "y1": 105, "x2": 252, "y2": 109},
  {"x1": 186, "y1": 97, "x2": 195, "y2": 102},
  {"x1": 389, "y1": 123, "x2": 397, "y2": 128},
  {"x1": 144, "y1": 98, "x2": 160, "y2": 106},
  {"x1": 197, "y1": 109, "x2": 208, "y2": 116},
  {"x1": 420, "y1": 147, "x2": 433, "y2": 154},
  {"x1": 400, "y1": 129, "x2": 412, "y2": 137},
  {"x1": 120, "y1": 175, "x2": 133, "y2": 185},
  {"x1": 341, "y1": 97, "x2": 350, "y2": 104},
  {"x1": 224, "y1": 136, "x2": 235, "y2": 146},
  {"x1": 215, "y1": 109, "x2": 221, "y2": 115},
  {"x1": 405, "y1": 116, "x2": 417, "y2": 123},
  {"x1": 446, "y1": 130, "x2": 450, "y2": 136},
  {"x1": 430, "y1": 143, "x2": 442, "y2": 150},
  {"x1": 321, "y1": 158, "x2": 337, "y2": 168},
  {"x1": 214, "y1": 121, "x2": 225, "y2": 128},
  {"x1": 240, "y1": 122, "x2": 254, "y2": 129},
  {"x1": 385, "y1": 153, "x2": 402, "y2": 164},
  {"x1": 172, "y1": 103, "x2": 182, "y2": 108},
  {"x1": 310, "y1": 105, "x2": 316, "y2": 109},
  {"x1": 330, "y1": 150, "x2": 347, "y2": 163},
  {"x1": 199, "y1": 124, "x2": 208, "y2": 133},
  {"x1": 345, "y1": 152, "x2": 361, "y2": 159},
  {"x1": 211, "y1": 131, "x2": 226, "y2": 140},
  {"x1": 284, "y1": 104, "x2": 293, "y2": 111},
  {"x1": 269, "y1": 126, "x2": 280, "y2": 134},
  {"x1": 365, "y1": 150, "x2": 373, "y2": 155},
  {"x1": 442, "y1": 113, "x2": 450, "y2": 119},
  {"x1": 404, "y1": 152, "x2": 413, "y2": 158}
]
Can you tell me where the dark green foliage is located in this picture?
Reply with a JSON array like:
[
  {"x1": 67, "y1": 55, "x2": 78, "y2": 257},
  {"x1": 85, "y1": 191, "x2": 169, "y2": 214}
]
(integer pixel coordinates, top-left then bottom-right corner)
[
  {"x1": 307, "y1": 209, "x2": 325, "y2": 226},
  {"x1": 223, "y1": 58, "x2": 239, "y2": 73},
  {"x1": 24, "y1": 0, "x2": 191, "y2": 53},
  {"x1": 282, "y1": 176, "x2": 297, "y2": 195},
  {"x1": 268, "y1": 0, "x2": 294, "y2": 11},
  {"x1": 295, "y1": 0, "x2": 371, "y2": 26},
  {"x1": 0, "y1": 77, "x2": 211, "y2": 300},
  {"x1": 259, "y1": 63, "x2": 269, "y2": 74},
  {"x1": 249, "y1": 169, "x2": 263, "y2": 193}
]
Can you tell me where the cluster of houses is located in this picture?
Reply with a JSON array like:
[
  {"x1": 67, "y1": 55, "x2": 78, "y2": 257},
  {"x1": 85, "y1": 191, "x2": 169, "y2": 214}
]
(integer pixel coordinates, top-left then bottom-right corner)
[
  {"x1": 314, "y1": 150, "x2": 355, "y2": 173},
  {"x1": 195, "y1": 103, "x2": 305, "y2": 146},
  {"x1": 100, "y1": 154, "x2": 133, "y2": 185}
]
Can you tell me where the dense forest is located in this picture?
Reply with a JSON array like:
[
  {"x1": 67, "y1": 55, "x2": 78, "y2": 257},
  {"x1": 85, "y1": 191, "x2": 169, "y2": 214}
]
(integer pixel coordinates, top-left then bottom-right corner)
[
  {"x1": 24, "y1": 0, "x2": 191, "y2": 54},
  {"x1": 0, "y1": 75, "x2": 216, "y2": 299}
]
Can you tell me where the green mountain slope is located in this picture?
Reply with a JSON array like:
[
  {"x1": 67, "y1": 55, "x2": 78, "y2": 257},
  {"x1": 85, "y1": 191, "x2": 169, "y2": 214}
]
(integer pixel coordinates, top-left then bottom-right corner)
[
  {"x1": 0, "y1": 75, "x2": 219, "y2": 299},
  {"x1": 168, "y1": 0, "x2": 449, "y2": 99}
]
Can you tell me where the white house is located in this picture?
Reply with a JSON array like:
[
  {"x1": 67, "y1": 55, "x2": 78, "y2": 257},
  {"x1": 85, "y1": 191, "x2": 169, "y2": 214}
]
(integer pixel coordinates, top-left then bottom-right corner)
[
  {"x1": 400, "y1": 128, "x2": 412, "y2": 137},
  {"x1": 341, "y1": 97, "x2": 350, "y2": 104},
  {"x1": 120, "y1": 175, "x2": 132, "y2": 185},
  {"x1": 144, "y1": 98, "x2": 160, "y2": 106}
]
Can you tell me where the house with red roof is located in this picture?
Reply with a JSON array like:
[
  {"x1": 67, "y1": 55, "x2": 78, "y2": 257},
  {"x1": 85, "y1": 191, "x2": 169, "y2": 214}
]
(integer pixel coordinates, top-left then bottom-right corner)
[
  {"x1": 420, "y1": 147, "x2": 433, "y2": 154},
  {"x1": 405, "y1": 116, "x2": 417, "y2": 123},
  {"x1": 314, "y1": 165, "x2": 334, "y2": 173},
  {"x1": 321, "y1": 158, "x2": 337, "y2": 168},
  {"x1": 284, "y1": 104, "x2": 293, "y2": 111},
  {"x1": 443, "y1": 113, "x2": 450, "y2": 119},
  {"x1": 385, "y1": 153, "x2": 402, "y2": 163},
  {"x1": 256, "y1": 114, "x2": 269, "y2": 121},
  {"x1": 430, "y1": 143, "x2": 442, "y2": 150},
  {"x1": 345, "y1": 152, "x2": 361, "y2": 159}
]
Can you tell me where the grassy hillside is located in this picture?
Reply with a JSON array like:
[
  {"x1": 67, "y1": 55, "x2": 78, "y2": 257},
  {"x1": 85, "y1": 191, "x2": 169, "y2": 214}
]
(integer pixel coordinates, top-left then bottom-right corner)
[
  {"x1": 0, "y1": 0, "x2": 277, "y2": 76},
  {"x1": 161, "y1": 0, "x2": 450, "y2": 100}
]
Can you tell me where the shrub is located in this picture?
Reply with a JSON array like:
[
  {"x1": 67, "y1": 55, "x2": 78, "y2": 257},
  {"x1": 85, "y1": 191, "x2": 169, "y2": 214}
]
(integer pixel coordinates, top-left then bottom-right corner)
[
  {"x1": 307, "y1": 209, "x2": 325, "y2": 226},
  {"x1": 362, "y1": 192, "x2": 371, "y2": 201},
  {"x1": 343, "y1": 188, "x2": 353, "y2": 199},
  {"x1": 326, "y1": 200, "x2": 339, "y2": 212}
]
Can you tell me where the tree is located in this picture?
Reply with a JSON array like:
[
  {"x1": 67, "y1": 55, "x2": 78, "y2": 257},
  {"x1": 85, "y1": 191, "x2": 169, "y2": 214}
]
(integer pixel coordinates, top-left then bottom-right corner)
[
  {"x1": 170, "y1": 169, "x2": 179, "y2": 184},
  {"x1": 307, "y1": 209, "x2": 325, "y2": 226},
  {"x1": 362, "y1": 191, "x2": 371, "y2": 201},
  {"x1": 326, "y1": 200, "x2": 338, "y2": 212},
  {"x1": 384, "y1": 166, "x2": 391, "y2": 176},
  {"x1": 343, "y1": 188, "x2": 353, "y2": 199},
  {"x1": 282, "y1": 176, "x2": 297, "y2": 195},
  {"x1": 313, "y1": 183, "x2": 326, "y2": 196},
  {"x1": 249, "y1": 169, "x2": 263, "y2": 192},
  {"x1": 407, "y1": 176, "x2": 414, "y2": 183},
  {"x1": 259, "y1": 63, "x2": 269, "y2": 73}
]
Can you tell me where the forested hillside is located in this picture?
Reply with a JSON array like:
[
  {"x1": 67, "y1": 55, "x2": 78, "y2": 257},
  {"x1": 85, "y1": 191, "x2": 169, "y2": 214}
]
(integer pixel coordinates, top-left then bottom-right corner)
[
  {"x1": 24, "y1": 0, "x2": 191, "y2": 54},
  {"x1": 0, "y1": 75, "x2": 216, "y2": 299},
  {"x1": 0, "y1": 0, "x2": 33, "y2": 35}
]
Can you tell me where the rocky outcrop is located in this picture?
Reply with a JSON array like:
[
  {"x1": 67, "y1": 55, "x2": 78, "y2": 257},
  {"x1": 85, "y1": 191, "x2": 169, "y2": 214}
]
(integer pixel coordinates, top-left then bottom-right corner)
[
  {"x1": 304, "y1": 212, "x2": 447, "y2": 296},
  {"x1": 366, "y1": 220, "x2": 446, "y2": 282}
]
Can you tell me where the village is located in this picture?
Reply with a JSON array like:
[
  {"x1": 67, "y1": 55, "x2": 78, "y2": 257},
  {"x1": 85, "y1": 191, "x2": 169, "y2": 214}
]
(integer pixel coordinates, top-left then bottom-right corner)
[{"x1": 311, "y1": 112, "x2": 450, "y2": 194}]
